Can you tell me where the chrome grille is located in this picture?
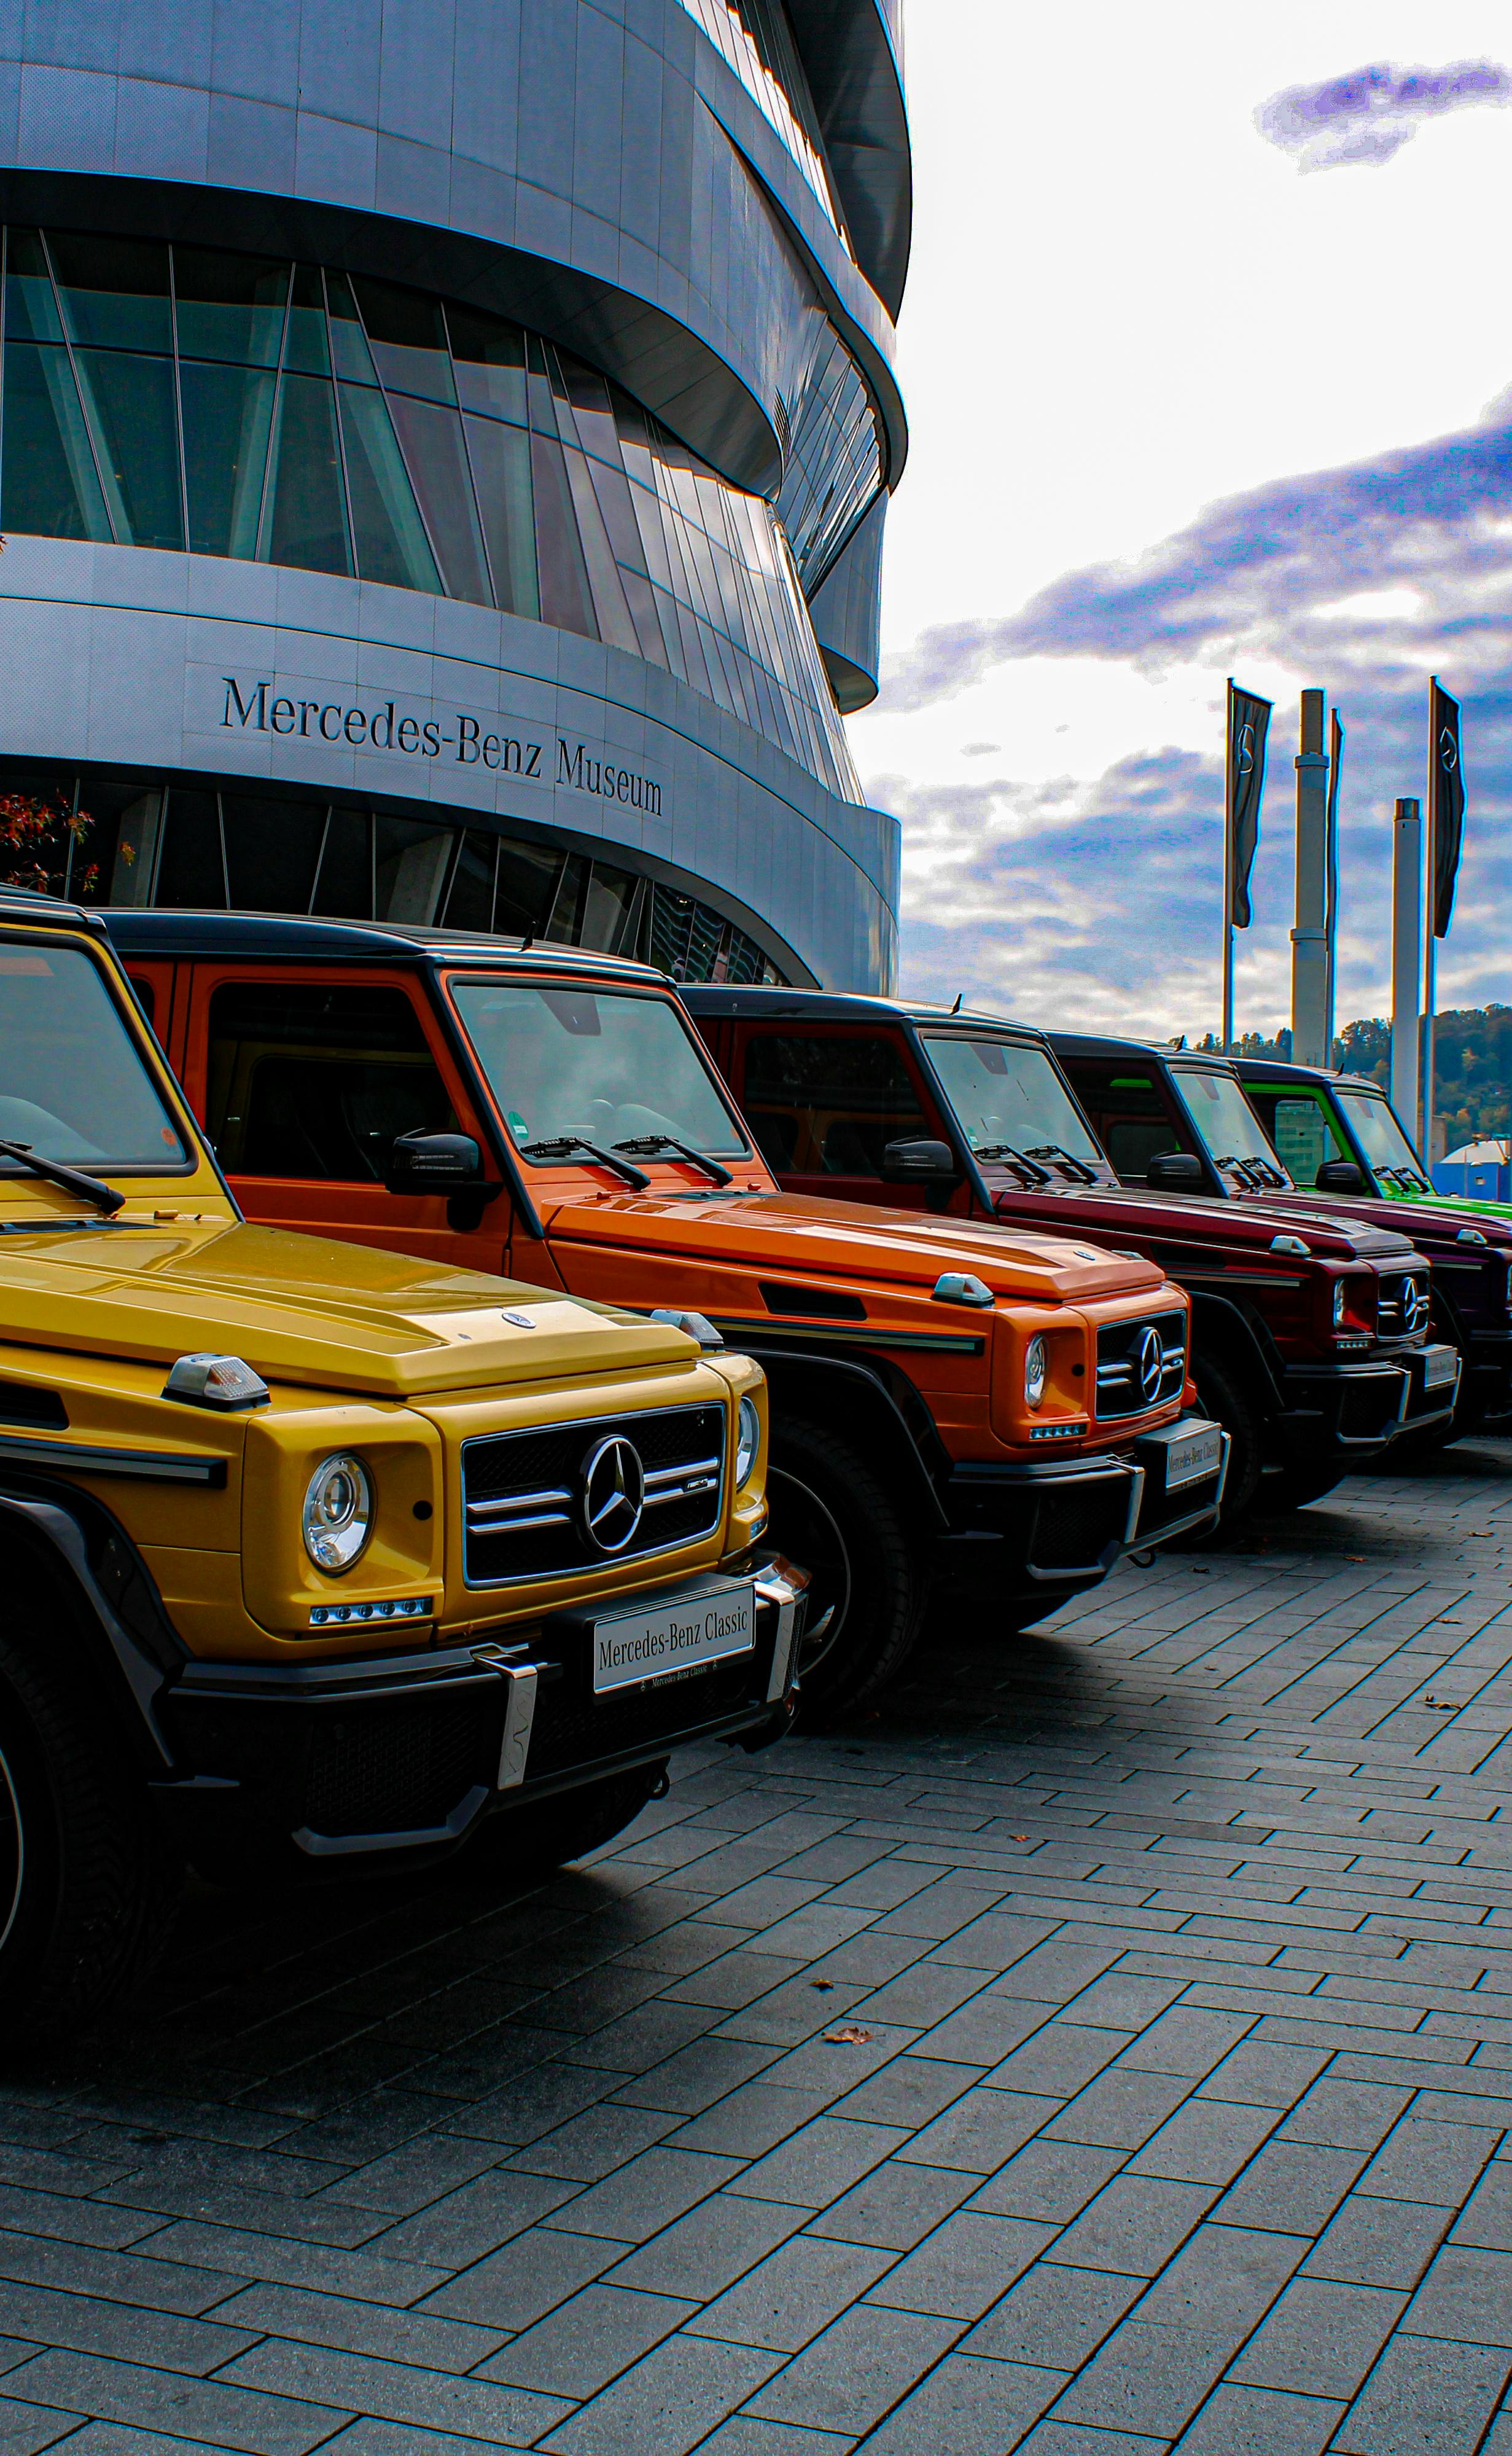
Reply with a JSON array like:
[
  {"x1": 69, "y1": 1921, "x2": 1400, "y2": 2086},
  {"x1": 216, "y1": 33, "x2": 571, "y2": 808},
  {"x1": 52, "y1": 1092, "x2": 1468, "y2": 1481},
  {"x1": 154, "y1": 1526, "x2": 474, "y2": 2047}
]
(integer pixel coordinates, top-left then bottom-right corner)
[
  {"x1": 462, "y1": 1403, "x2": 725, "y2": 1586},
  {"x1": 1377, "y1": 1271, "x2": 1431, "y2": 1339},
  {"x1": 1095, "y1": 1310, "x2": 1187, "y2": 1419}
]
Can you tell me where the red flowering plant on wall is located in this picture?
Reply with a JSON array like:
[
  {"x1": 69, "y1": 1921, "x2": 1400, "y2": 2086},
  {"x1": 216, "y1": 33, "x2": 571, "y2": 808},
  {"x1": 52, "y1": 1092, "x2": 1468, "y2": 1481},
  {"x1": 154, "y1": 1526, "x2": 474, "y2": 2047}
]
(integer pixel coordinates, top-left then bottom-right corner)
[{"x1": 0, "y1": 792, "x2": 96, "y2": 899}]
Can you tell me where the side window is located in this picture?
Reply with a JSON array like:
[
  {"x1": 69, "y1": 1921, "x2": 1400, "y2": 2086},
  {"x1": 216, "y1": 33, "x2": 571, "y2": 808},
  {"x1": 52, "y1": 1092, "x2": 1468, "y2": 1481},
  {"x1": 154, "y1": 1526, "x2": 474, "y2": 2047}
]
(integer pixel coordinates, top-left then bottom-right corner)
[
  {"x1": 1251, "y1": 1092, "x2": 1346, "y2": 1189},
  {"x1": 742, "y1": 1033, "x2": 929, "y2": 1176},
  {"x1": 1061, "y1": 1064, "x2": 1187, "y2": 1181},
  {"x1": 206, "y1": 982, "x2": 457, "y2": 1180}
]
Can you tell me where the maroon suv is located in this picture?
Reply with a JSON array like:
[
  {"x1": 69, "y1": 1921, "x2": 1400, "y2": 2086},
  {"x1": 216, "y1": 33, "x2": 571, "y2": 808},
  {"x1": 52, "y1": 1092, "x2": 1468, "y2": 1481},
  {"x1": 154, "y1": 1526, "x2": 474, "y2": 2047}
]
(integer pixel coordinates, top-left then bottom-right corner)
[{"x1": 686, "y1": 989, "x2": 1454, "y2": 1524}]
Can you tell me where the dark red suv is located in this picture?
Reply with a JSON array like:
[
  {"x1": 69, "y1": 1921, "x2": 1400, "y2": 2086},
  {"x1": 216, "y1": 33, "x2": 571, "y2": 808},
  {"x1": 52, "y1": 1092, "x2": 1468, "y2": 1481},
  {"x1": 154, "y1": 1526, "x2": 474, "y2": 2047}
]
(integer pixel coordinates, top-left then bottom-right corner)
[{"x1": 686, "y1": 989, "x2": 1456, "y2": 1525}]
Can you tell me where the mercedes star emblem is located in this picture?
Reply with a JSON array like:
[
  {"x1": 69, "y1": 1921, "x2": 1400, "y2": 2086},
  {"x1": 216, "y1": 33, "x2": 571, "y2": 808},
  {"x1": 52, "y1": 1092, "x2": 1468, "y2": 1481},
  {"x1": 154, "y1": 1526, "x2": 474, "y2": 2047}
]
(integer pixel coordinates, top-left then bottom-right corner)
[
  {"x1": 581, "y1": 1434, "x2": 645, "y2": 1553},
  {"x1": 1136, "y1": 1324, "x2": 1165, "y2": 1407}
]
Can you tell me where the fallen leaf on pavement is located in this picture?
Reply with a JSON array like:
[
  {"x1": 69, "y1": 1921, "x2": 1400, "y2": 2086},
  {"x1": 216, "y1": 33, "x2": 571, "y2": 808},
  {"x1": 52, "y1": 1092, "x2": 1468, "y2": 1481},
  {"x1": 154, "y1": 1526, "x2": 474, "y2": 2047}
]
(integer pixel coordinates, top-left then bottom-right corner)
[{"x1": 824, "y1": 2027, "x2": 873, "y2": 2045}]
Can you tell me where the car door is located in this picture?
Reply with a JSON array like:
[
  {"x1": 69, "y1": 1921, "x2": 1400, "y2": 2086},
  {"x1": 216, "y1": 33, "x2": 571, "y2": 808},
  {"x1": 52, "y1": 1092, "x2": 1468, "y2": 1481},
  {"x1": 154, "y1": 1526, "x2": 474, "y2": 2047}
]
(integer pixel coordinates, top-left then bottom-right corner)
[
  {"x1": 1057, "y1": 1057, "x2": 1196, "y2": 1184},
  {"x1": 732, "y1": 1023, "x2": 954, "y2": 1211},
  {"x1": 179, "y1": 963, "x2": 509, "y2": 1272},
  {"x1": 1241, "y1": 1084, "x2": 1354, "y2": 1192}
]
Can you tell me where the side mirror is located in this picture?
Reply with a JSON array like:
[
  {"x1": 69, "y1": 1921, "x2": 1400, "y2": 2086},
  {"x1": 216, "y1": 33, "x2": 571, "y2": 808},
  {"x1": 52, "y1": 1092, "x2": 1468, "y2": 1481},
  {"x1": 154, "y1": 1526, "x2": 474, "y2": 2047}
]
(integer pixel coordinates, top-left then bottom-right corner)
[
  {"x1": 388, "y1": 1131, "x2": 502, "y2": 1233},
  {"x1": 1145, "y1": 1149, "x2": 1206, "y2": 1189},
  {"x1": 881, "y1": 1137, "x2": 960, "y2": 1186},
  {"x1": 1315, "y1": 1158, "x2": 1366, "y2": 1193},
  {"x1": 387, "y1": 1130, "x2": 486, "y2": 1191}
]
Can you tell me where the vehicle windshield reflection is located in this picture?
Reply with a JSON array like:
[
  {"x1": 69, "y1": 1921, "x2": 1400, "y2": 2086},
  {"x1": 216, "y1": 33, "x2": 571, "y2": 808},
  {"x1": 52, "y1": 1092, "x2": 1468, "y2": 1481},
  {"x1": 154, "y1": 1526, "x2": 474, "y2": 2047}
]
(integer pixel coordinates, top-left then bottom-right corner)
[
  {"x1": 1335, "y1": 1087, "x2": 1430, "y2": 1184},
  {"x1": 922, "y1": 1035, "x2": 1107, "y2": 1176},
  {"x1": 448, "y1": 980, "x2": 751, "y2": 1161},
  {"x1": 1175, "y1": 1070, "x2": 1292, "y2": 1185},
  {"x1": 0, "y1": 944, "x2": 188, "y2": 1175}
]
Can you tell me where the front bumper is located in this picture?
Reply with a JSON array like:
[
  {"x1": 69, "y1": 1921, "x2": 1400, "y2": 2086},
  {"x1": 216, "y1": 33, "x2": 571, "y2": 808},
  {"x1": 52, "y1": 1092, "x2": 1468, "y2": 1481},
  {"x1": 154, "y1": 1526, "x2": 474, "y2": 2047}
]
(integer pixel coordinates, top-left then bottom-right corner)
[
  {"x1": 937, "y1": 1415, "x2": 1228, "y2": 1604},
  {"x1": 1276, "y1": 1359, "x2": 1410, "y2": 1461},
  {"x1": 154, "y1": 1562, "x2": 804, "y2": 1869},
  {"x1": 1397, "y1": 1342, "x2": 1461, "y2": 1436}
]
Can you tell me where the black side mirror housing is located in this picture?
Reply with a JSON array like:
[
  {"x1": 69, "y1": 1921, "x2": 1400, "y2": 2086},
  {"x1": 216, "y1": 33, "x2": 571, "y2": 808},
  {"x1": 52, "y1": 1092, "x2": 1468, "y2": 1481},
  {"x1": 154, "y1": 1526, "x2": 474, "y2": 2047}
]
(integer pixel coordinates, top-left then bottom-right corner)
[
  {"x1": 387, "y1": 1130, "x2": 487, "y2": 1191},
  {"x1": 1145, "y1": 1149, "x2": 1206, "y2": 1189},
  {"x1": 387, "y1": 1130, "x2": 502, "y2": 1230},
  {"x1": 881, "y1": 1137, "x2": 960, "y2": 1186},
  {"x1": 1315, "y1": 1157, "x2": 1366, "y2": 1193}
]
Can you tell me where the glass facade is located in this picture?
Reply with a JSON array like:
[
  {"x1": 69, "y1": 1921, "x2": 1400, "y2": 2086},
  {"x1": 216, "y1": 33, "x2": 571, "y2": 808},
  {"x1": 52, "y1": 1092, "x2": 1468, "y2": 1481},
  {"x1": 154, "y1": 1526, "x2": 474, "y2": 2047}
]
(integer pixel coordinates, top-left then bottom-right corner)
[
  {"x1": 779, "y1": 329, "x2": 883, "y2": 594},
  {"x1": 0, "y1": 766, "x2": 788, "y2": 985},
  {"x1": 0, "y1": 229, "x2": 862, "y2": 801},
  {"x1": 674, "y1": 0, "x2": 849, "y2": 248}
]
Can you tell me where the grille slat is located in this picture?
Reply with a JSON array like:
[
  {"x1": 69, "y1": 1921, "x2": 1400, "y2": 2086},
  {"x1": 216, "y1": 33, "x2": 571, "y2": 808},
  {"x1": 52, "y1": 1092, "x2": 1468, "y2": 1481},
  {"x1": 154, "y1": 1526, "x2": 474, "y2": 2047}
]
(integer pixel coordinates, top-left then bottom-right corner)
[
  {"x1": 1094, "y1": 1311, "x2": 1187, "y2": 1420},
  {"x1": 463, "y1": 1404, "x2": 726, "y2": 1586}
]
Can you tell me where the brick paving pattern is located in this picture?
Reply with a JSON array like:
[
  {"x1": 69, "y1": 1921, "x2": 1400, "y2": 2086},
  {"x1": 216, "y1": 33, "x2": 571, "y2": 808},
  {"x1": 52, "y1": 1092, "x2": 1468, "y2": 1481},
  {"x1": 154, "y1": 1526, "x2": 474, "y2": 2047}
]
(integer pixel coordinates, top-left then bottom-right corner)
[{"x1": 6, "y1": 1443, "x2": 1512, "y2": 2451}]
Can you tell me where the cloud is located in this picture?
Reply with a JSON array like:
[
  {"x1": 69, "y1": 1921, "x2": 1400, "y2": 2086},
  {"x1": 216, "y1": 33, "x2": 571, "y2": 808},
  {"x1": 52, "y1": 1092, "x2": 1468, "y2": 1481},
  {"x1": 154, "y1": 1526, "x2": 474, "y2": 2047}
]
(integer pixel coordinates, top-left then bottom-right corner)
[
  {"x1": 1255, "y1": 58, "x2": 1511, "y2": 173},
  {"x1": 879, "y1": 404, "x2": 1512, "y2": 711},
  {"x1": 873, "y1": 404, "x2": 1512, "y2": 1036}
]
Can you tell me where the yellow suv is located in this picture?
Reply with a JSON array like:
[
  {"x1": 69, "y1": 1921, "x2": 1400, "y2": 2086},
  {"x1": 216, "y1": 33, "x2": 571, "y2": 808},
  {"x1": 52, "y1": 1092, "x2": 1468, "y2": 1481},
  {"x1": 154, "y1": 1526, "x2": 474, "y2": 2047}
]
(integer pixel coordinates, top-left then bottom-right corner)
[{"x1": 0, "y1": 890, "x2": 801, "y2": 2046}]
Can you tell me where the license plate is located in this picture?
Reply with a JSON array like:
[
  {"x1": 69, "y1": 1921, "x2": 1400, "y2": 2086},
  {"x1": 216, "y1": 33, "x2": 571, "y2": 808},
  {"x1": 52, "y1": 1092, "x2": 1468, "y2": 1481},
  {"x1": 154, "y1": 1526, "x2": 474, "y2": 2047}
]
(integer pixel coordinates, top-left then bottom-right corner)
[
  {"x1": 590, "y1": 1582, "x2": 756, "y2": 1695},
  {"x1": 1423, "y1": 1347, "x2": 1459, "y2": 1390},
  {"x1": 1166, "y1": 1425, "x2": 1224, "y2": 1490}
]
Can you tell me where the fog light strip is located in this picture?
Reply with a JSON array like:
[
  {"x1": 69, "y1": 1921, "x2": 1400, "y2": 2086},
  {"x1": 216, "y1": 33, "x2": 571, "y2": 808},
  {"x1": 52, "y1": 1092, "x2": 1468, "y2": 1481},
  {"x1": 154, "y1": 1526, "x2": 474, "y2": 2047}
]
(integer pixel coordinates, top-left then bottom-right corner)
[{"x1": 308, "y1": 1596, "x2": 435, "y2": 1627}]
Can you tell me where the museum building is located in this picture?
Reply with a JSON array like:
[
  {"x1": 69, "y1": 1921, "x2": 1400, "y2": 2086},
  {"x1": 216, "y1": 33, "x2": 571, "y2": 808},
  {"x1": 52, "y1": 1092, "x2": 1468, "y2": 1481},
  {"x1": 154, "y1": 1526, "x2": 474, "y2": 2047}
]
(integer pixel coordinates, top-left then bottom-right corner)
[{"x1": 0, "y1": 0, "x2": 909, "y2": 988}]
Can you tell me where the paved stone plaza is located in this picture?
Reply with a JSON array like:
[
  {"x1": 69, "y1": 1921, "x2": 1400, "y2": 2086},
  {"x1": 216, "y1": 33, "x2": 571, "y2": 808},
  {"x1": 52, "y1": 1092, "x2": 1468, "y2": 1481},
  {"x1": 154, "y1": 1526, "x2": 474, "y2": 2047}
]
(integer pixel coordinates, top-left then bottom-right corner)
[{"x1": 5, "y1": 1445, "x2": 1512, "y2": 2455}]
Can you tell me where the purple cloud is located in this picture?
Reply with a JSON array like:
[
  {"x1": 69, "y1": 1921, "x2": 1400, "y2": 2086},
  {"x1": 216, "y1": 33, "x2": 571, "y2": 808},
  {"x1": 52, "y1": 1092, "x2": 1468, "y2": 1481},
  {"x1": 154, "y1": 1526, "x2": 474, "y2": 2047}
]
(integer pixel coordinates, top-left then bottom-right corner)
[
  {"x1": 879, "y1": 403, "x2": 1512, "y2": 710},
  {"x1": 874, "y1": 402, "x2": 1512, "y2": 1033},
  {"x1": 1255, "y1": 58, "x2": 1511, "y2": 173}
]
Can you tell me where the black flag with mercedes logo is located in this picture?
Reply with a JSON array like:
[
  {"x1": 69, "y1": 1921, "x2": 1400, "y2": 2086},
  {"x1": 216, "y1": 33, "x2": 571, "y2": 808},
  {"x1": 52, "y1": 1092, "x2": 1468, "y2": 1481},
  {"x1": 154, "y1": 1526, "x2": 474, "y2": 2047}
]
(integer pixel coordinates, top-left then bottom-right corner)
[
  {"x1": 1429, "y1": 677, "x2": 1465, "y2": 939},
  {"x1": 1227, "y1": 681, "x2": 1272, "y2": 927}
]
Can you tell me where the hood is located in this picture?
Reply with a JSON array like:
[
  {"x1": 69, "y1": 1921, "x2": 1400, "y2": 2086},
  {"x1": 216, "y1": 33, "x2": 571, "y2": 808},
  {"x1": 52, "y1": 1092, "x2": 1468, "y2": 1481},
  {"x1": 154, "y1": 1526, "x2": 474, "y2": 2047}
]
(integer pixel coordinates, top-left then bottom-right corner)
[
  {"x1": 986, "y1": 1179, "x2": 1419, "y2": 1262},
  {"x1": 1256, "y1": 1188, "x2": 1512, "y2": 1253},
  {"x1": 545, "y1": 1187, "x2": 1167, "y2": 1304},
  {"x1": 0, "y1": 1218, "x2": 698, "y2": 1396}
]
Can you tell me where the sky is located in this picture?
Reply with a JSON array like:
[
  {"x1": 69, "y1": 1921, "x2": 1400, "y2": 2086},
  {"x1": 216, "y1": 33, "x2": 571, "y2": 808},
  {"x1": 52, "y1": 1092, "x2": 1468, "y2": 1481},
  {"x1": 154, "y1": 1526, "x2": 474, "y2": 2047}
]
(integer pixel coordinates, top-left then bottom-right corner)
[{"x1": 849, "y1": 4, "x2": 1512, "y2": 1041}]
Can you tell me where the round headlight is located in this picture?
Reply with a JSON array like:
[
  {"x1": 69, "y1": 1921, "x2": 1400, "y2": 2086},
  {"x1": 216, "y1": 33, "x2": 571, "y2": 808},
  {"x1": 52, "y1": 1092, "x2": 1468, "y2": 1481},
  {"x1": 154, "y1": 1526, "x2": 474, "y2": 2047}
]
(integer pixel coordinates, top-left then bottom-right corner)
[
  {"x1": 736, "y1": 1394, "x2": 762, "y2": 1487},
  {"x1": 1025, "y1": 1335, "x2": 1048, "y2": 1409},
  {"x1": 303, "y1": 1453, "x2": 373, "y2": 1573},
  {"x1": 1332, "y1": 1279, "x2": 1348, "y2": 1328}
]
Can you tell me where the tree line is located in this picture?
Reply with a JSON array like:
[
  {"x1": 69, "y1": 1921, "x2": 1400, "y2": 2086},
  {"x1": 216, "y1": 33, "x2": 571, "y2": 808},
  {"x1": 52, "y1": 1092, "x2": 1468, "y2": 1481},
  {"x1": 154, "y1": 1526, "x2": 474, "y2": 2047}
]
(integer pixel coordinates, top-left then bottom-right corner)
[{"x1": 1195, "y1": 1010, "x2": 1512, "y2": 1148}]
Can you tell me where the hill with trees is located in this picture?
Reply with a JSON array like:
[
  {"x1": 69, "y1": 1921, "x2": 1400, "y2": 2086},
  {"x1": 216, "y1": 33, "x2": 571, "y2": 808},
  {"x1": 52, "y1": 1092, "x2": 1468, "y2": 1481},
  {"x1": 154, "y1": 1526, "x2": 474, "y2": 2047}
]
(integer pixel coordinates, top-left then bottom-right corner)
[{"x1": 1195, "y1": 1009, "x2": 1512, "y2": 1149}]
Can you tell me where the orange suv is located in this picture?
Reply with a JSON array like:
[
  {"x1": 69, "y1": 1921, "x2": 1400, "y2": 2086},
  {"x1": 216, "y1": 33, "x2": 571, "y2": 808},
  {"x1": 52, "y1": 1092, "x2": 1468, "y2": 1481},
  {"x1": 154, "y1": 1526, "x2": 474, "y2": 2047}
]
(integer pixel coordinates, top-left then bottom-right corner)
[{"x1": 106, "y1": 915, "x2": 1226, "y2": 1712}]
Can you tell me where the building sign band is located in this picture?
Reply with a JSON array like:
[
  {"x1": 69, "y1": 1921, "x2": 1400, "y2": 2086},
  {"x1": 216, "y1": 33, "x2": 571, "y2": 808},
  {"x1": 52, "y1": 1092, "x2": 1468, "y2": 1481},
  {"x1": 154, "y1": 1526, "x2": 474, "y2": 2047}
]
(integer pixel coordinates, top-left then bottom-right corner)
[{"x1": 219, "y1": 677, "x2": 663, "y2": 815}]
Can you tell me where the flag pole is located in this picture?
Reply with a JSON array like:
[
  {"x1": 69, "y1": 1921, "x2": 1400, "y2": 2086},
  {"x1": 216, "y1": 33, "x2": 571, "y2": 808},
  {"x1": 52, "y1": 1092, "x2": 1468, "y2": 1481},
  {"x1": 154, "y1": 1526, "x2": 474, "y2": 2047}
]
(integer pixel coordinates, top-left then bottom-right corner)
[
  {"x1": 1422, "y1": 679, "x2": 1439, "y2": 1164},
  {"x1": 1391, "y1": 797, "x2": 1421, "y2": 1141},
  {"x1": 1222, "y1": 678, "x2": 1234, "y2": 1051}
]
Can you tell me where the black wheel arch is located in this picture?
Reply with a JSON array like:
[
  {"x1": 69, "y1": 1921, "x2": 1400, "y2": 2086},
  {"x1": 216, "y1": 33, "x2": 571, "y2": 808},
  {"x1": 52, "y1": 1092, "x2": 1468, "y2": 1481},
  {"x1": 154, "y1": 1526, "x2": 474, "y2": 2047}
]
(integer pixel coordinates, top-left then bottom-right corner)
[
  {"x1": 0, "y1": 1480, "x2": 177, "y2": 1774},
  {"x1": 1187, "y1": 1289, "x2": 1286, "y2": 1421},
  {"x1": 736, "y1": 1346, "x2": 950, "y2": 1534}
]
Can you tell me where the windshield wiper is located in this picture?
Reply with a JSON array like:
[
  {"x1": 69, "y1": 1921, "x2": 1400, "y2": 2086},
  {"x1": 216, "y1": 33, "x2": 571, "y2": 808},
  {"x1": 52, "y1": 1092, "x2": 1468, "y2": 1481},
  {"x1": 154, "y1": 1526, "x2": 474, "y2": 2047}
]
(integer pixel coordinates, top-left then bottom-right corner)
[
  {"x1": 973, "y1": 1143, "x2": 1052, "y2": 1186},
  {"x1": 1213, "y1": 1151, "x2": 1266, "y2": 1191},
  {"x1": 1379, "y1": 1163, "x2": 1431, "y2": 1194},
  {"x1": 1222, "y1": 1149, "x2": 1286, "y2": 1189},
  {"x1": 613, "y1": 1133, "x2": 733, "y2": 1187},
  {"x1": 0, "y1": 1138, "x2": 125, "y2": 1216},
  {"x1": 1024, "y1": 1142, "x2": 1099, "y2": 1186},
  {"x1": 518, "y1": 1135, "x2": 651, "y2": 1191}
]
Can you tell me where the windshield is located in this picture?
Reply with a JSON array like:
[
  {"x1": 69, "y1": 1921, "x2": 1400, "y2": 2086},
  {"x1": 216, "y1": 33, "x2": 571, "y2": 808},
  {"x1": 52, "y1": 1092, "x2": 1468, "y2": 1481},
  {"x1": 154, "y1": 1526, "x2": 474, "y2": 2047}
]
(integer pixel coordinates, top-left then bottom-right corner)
[
  {"x1": 450, "y1": 980, "x2": 750, "y2": 1159},
  {"x1": 1335, "y1": 1085, "x2": 1428, "y2": 1184},
  {"x1": 1175, "y1": 1069, "x2": 1290, "y2": 1184},
  {"x1": 0, "y1": 943, "x2": 189, "y2": 1176},
  {"x1": 922, "y1": 1034, "x2": 1107, "y2": 1171}
]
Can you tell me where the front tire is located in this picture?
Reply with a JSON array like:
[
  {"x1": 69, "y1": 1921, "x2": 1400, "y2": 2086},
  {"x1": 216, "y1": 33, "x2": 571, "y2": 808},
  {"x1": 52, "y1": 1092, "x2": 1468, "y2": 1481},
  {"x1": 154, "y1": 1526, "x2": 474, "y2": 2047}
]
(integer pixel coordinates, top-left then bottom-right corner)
[
  {"x1": 0, "y1": 1600, "x2": 176, "y2": 2057},
  {"x1": 765, "y1": 1419, "x2": 926, "y2": 1719},
  {"x1": 1166, "y1": 1353, "x2": 1265, "y2": 1544},
  {"x1": 1263, "y1": 1460, "x2": 1344, "y2": 1510}
]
